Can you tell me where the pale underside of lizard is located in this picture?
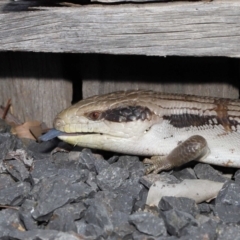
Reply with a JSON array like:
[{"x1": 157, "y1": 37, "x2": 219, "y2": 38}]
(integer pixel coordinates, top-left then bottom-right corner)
[{"x1": 51, "y1": 90, "x2": 240, "y2": 174}]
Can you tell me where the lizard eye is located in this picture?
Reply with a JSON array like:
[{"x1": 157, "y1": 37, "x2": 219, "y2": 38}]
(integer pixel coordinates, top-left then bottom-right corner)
[{"x1": 87, "y1": 111, "x2": 102, "y2": 121}]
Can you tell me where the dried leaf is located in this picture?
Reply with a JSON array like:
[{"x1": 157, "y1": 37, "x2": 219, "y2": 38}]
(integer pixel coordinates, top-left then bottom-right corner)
[
  {"x1": 12, "y1": 121, "x2": 43, "y2": 140},
  {"x1": 0, "y1": 106, "x2": 22, "y2": 125}
]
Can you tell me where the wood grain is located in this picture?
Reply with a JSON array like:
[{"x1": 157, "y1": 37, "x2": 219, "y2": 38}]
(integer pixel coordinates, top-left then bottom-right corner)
[
  {"x1": 0, "y1": 52, "x2": 72, "y2": 127},
  {"x1": 0, "y1": 0, "x2": 240, "y2": 57}
]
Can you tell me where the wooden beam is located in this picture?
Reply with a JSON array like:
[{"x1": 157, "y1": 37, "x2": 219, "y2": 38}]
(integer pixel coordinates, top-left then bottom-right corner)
[{"x1": 0, "y1": 0, "x2": 240, "y2": 57}]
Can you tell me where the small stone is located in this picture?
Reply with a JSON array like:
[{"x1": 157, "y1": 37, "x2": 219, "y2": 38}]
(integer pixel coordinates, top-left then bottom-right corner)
[
  {"x1": 180, "y1": 219, "x2": 217, "y2": 240},
  {"x1": 112, "y1": 155, "x2": 145, "y2": 179},
  {"x1": 198, "y1": 203, "x2": 213, "y2": 214},
  {"x1": 51, "y1": 151, "x2": 69, "y2": 164},
  {"x1": 75, "y1": 219, "x2": 89, "y2": 236},
  {"x1": 93, "y1": 154, "x2": 109, "y2": 174},
  {"x1": 68, "y1": 151, "x2": 81, "y2": 161},
  {"x1": 47, "y1": 202, "x2": 86, "y2": 232},
  {"x1": 107, "y1": 155, "x2": 119, "y2": 164},
  {"x1": 85, "y1": 223, "x2": 105, "y2": 239},
  {"x1": 133, "y1": 187, "x2": 148, "y2": 211},
  {"x1": 115, "y1": 178, "x2": 144, "y2": 200},
  {"x1": 0, "y1": 173, "x2": 15, "y2": 189},
  {"x1": 214, "y1": 181, "x2": 240, "y2": 223},
  {"x1": 86, "y1": 171, "x2": 99, "y2": 191},
  {"x1": 217, "y1": 223, "x2": 240, "y2": 240},
  {"x1": 31, "y1": 175, "x2": 94, "y2": 221},
  {"x1": 214, "y1": 204, "x2": 240, "y2": 223},
  {"x1": 132, "y1": 231, "x2": 177, "y2": 240},
  {"x1": 84, "y1": 201, "x2": 113, "y2": 233},
  {"x1": 0, "y1": 133, "x2": 20, "y2": 161},
  {"x1": 96, "y1": 166, "x2": 129, "y2": 191},
  {"x1": 93, "y1": 190, "x2": 134, "y2": 214},
  {"x1": 111, "y1": 211, "x2": 136, "y2": 239},
  {"x1": 216, "y1": 181, "x2": 240, "y2": 205},
  {"x1": 78, "y1": 148, "x2": 97, "y2": 172},
  {"x1": 0, "y1": 181, "x2": 31, "y2": 206},
  {"x1": 4, "y1": 159, "x2": 30, "y2": 182},
  {"x1": 161, "y1": 209, "x2": 198, "y2": 237},
  {"x1": 19, "y1": 199, "x2": 38, "y2": 230},
  {"x1": 234, "y1": 170, "x2": 240, "y2": 184},
  {"x1": 57, "y1": 168, "x2": 89, "y2": 183},
  {"x1": 0, "y1": 208, "x2": 25, "y2": 238},
  {"x1": 172, "y1": 168, "x2": 197, "y2": 180},
  {"x1": 194, "y1": 163, "x2": 227, "y2": 182},
  {"x1": 159, "y1": 196, "x2": 199, "y2": 217},
  {"x1": 129, "y1": 211, "x2": 167, "y2": 237},
  {"x1": 11, "y1": 229, "x2": 85, "y2": 240},
  {"x1": 31, "y1": 158, "x2": 58, "y2": 182}
]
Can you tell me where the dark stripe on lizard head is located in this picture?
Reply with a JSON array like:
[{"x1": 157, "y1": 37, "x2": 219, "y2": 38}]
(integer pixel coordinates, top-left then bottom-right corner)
[{"x1": 85, "y1": 106, "x2": 153, "y2": 122}]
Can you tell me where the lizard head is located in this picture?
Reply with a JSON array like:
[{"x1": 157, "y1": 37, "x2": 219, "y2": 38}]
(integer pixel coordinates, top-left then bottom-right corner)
[{"x1": 53, "y1": 90, "x2": 160, "y2": 153}]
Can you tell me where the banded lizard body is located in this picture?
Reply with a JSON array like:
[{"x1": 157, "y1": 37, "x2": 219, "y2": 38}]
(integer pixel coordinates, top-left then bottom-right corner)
[{"x1": 51, "y1": 90, "x2": 240, "y2": 174}]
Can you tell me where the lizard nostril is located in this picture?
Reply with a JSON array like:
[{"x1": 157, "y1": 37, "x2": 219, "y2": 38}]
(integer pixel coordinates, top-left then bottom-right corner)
[{"x1": 53, "y1": 117, "x2": 65, "y2": 130}]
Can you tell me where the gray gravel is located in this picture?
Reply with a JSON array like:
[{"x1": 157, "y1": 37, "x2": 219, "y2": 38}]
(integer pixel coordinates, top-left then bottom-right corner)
[{"x1": 0, "y1": 127, "x2": 240, "y2": 239}]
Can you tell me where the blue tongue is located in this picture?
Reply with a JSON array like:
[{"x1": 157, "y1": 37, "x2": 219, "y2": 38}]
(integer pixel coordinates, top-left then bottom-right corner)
[{"x1": 39, "y1": 129, "x2": 64, "y2": 142}]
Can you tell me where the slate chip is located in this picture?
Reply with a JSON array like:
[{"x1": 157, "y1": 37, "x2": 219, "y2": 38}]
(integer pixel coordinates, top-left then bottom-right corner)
[
  {"x1": 47, "y1": 202, "x2": 86, "y2": 232},
  {"x1": 30, "y1": 175, "x2": 94, "y2": 221},
  {"x1": 234, "y1": 169, "x2": 240, "y2": 184},
  {"x1": 112, "y1": 155, "x2": 145, "y2": 179},
  {"x1": 93, "y1": 153, "x2": 110, "y2": 174},
  {"x1": 86, "y1": 171, "x2": 99, "y2": 191},
  {"x1": 76, "y1": 148, "x2": 97, "y2": 172},
  {"x1": 0, "y1": 173, "x2": 15, "y2": 189},
  {"x1": 159, "y1": 196, "x2": 199, "y2": 217},
  {"x1": 0, "y1": 132, "x2": 21, "y2": 161},
  {"x1": 9, "y1": 229, "x2": 87, "y2": 240},
  {"x1": 111, "y1": 211, "x2": 136, "y2": 238},
  {"x1": 180, "y1": 219, "x2": 218, "y2": 240},
  {"x1": 171, "y1": 168, "x2": 197, "y2": 180},
  {"x1": 96, "y1": 165, "x2": 129, "y2": 191},
  {"x1": 217, "y1": 223, "x2": 240, "y2": 240},
  {"x1": 0, "y1": 209, "x2": 25, "y2": 238},
  {"x1": 31, "y1": 157, "x2": 58, "y2": 182},
  {"x1": 133, "y1": 187, "x2": 148, "y2": 211},
  {"x1": 129, "y1": 211, "x2": 167, "y2": 237},
  {"x1": 198, "y1": 202, "x2": 213, "y2": 214},
  {"x1": 161, "y1": 209, "x2": 198, "y2": 237},
  {"x1": 19, "y1": 199, "x2": 38, "y2": 230},
  {"x1": 4, "y1": 159, "x2": 30, "y2": 182},
  {"x1": 214, "y1": 181, "x2": 240, "y2": 223},
  {"x1": 0, "y1": 181, "x2": 31, "y2": 206},
  {"x1": 132, "y1": 231, "x2": 178, "y2": 240},
  {"x1": 194, "y1": 163, "x2": 227, "y2": 182},
  {"x1": 85, "y1": 201, "x2": 114, "y2": 233}
]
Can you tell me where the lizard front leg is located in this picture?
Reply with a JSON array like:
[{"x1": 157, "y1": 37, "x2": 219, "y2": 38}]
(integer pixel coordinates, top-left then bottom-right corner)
[{"x1": 143, "y1": 135, "x2": 210, "y2": 174}]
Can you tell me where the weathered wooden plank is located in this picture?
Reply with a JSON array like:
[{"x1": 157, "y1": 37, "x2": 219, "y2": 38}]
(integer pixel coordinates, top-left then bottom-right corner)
[
  {"x1": 81, "y1": 55, "x2": 239, "y2": 99},
  {"x1": 0, "y1": 0, "x2": 240, "y2": 57},
  {"x1": 0, "y1": 52, "x2": 72, "y2": 127}
]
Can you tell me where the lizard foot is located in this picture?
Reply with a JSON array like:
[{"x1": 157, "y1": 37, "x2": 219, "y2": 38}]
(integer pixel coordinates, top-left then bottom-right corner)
[{"x1": 143, "y1": 135, "x2": 209, "y2": 174}]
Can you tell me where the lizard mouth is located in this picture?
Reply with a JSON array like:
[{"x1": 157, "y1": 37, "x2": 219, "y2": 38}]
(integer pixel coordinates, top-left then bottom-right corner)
[{"x1": 39, "y1": 129, "x2": 100, "y2": 142}]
